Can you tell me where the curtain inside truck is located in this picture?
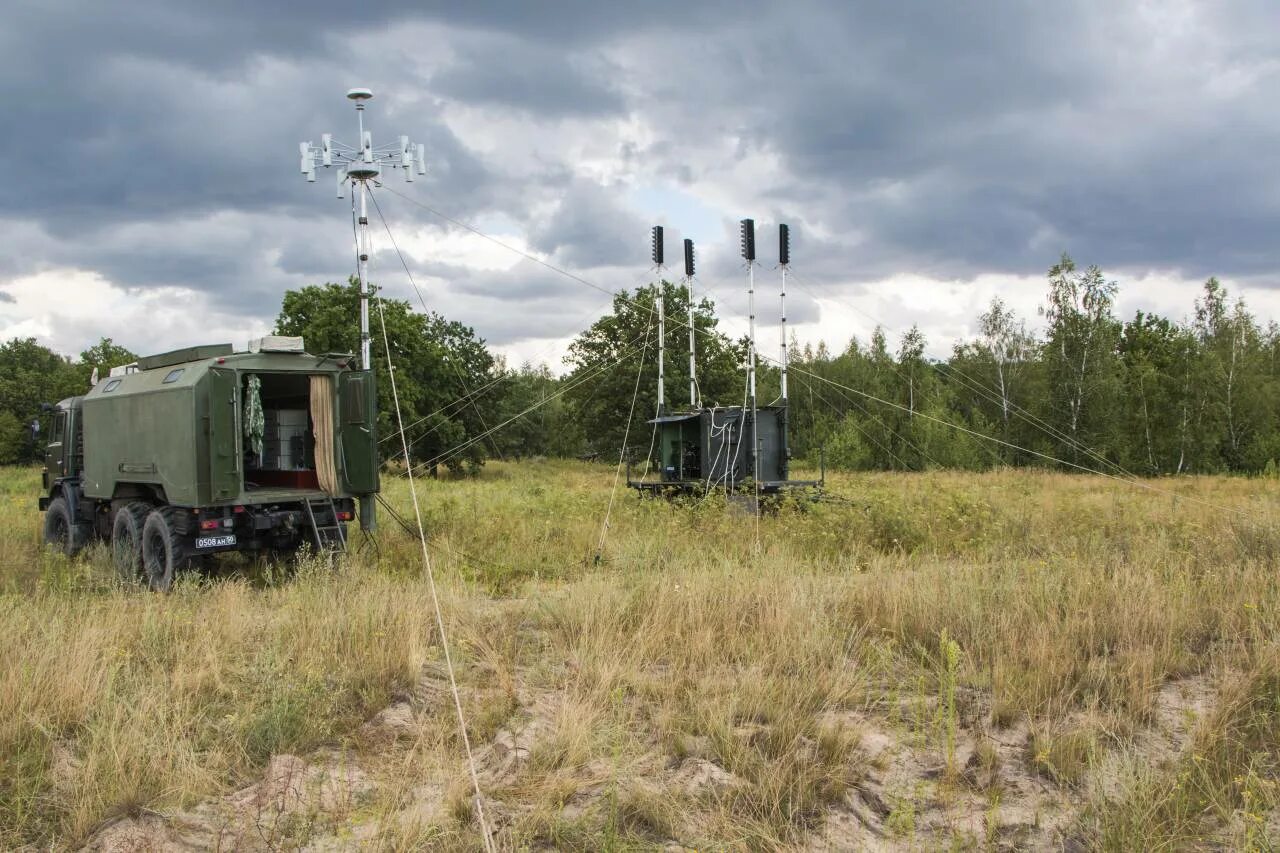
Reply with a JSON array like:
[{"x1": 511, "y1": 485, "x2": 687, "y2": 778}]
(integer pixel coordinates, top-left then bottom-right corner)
[
  {"x1": 309, "y1": 374, "x2": 338, "y2": 494},
  {"x1": 243, "y1": 373, "x2": 264, "y2": 460}
]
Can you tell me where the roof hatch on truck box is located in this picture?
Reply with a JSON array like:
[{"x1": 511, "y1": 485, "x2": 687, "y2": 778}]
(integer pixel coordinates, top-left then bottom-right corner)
[{"x1": 137, "y1": 344, "x2": 234, "y2": 371}]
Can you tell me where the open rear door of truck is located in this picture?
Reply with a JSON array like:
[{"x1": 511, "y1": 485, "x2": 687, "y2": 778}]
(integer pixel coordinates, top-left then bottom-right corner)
[
  {"x1": 339, "y1": 370, "x2": 378, "y2": 494},
  {"x1": 208, "y1": 367, "x2": 240, "y2": 501}
]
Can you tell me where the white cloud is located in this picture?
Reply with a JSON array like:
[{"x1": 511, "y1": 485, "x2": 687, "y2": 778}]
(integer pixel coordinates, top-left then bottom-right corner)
[{"x1": 0, "y1": 269, "x2": 271, "y2": 359}]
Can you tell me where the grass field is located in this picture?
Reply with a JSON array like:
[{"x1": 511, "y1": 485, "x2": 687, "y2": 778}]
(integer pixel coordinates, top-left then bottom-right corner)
[{"x1": 3, "y1": 461, "x2": 1280, "y2": 850}]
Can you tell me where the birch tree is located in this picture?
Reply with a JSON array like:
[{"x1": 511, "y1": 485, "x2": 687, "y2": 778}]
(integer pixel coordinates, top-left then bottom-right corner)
[{"x1": 1039, "y1": 254, "x2": 1121, "y2": 463}]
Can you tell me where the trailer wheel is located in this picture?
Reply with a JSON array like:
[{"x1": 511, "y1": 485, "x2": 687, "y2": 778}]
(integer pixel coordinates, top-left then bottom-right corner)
[
  {"x1": 142, "y1": 507, "x2": 181, "y2": 592},
  {"x1": 44, "y1": 496, "x2": 89, "y2": 557},
  {"x1": 112, "y1": 502, "x2": 150, "y2": 582}
]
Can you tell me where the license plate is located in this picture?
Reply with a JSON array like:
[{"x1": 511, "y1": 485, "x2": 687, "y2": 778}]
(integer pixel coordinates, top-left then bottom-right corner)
[{"x1": 195, "y1": 534, "x2": 237, "y2": 549}]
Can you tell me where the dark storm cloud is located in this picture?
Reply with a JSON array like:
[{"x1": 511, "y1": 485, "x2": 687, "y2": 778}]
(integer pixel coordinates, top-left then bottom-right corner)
[
  {"x1": 528, "y1": 181, "x2": 648, "y2": 269},
  {"x1": 446, "y1": 261, "x2": 593, "y2": 302},
  {"x1": 651, "y1": 1, "x2": 1280, "y2": 284},
  {"x1": 431, "y1": 34, "x2": 625, "y2": 117},
  {"x1": 6, "y1": 0, "x2": 1280, "y2": 357}
]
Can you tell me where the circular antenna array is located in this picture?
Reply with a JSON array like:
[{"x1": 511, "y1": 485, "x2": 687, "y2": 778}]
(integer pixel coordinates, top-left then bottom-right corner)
[{"x1": 346, "y1": 87, "x2": 373, "y2": 101}]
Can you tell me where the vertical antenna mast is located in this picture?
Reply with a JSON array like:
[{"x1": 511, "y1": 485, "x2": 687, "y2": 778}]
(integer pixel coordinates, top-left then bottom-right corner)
[
  {"x1": 741, "y1": 218, "x2": 758, "y2": 501},
  {"x1": 651, "y1": 226, "x2": 665, "y2": 415},
  {"x1": 778, "y1": 223, "x2": 791, "y2": 482},
  {"x1": 684, "y1": 238, "x2": 698, "y2": 407},
  {"x1": 779, "y1": 224, "x2": 790, "y2": 404},
  {"x1": 299, "y1": 88, "x2": 425, "y2": 370},
  {"x1": 299, "y1": 88, "x2": 424, "y2": 533}
]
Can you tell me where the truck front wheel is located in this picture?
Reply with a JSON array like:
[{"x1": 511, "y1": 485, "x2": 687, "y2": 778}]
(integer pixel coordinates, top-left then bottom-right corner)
[
  {"x1": 44, "y1": 496, "x2": 89, "y2": 557},
  {"x1": 112, "y1": 502, "x2": 150, "y2": 583},
  {"x1": 141, "y1": 507, "x2": 182, "y2": 592}
]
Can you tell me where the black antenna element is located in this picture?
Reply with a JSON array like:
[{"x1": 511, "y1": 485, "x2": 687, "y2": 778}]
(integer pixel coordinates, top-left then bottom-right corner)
[
  {"x1": 683, "y1": 238, "x2": 695, "y2": 277},
  {"x1": 740, "y1": 218, "x2": 756, "y2": 261},
  {"x1": 651, "y1": 225, "x2": 664, "y2": 266},
  {"x1": 779, "y1": 223, "x2": 790, "y2": 266}
]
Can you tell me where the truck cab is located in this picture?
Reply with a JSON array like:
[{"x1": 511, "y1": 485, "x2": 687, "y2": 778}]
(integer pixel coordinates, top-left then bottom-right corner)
[{"x1": 42, "y1": 397, "x2": 84, "y2": 488}]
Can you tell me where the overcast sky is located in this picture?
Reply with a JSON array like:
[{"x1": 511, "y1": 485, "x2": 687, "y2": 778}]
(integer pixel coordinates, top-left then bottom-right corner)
[{"x1": 4, "y1": 0, "x2": 1280, "y2": 367}]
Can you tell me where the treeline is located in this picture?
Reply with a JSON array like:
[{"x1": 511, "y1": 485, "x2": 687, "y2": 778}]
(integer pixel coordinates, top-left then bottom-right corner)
[
  {"x1": 7, "y1": 256, "x2": 1280, "y2": 476},
  {"x1": 522, "y1": 254, "x2": 1280, "y2": 476},
  {"x1": 788, "y1": 256, "x2": 1280, "y2": 475},
  {"x1": 0, "y1": 338, "x2": 136, "y2": 463}
]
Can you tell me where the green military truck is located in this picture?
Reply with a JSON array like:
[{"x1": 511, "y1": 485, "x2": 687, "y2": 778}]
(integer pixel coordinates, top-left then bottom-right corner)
[{"x1": 39, "y1": 338, "x2": 379, "y2": 590}]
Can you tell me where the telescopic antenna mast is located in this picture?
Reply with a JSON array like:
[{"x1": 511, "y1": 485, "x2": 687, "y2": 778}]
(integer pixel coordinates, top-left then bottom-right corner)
[
  {"x1": 779, "y1": 223, "x2": 790, "y2": 404},
  {"x1": 299, "y1": 88, "x2": 425, "y2": 370},
  {"x1": 299, "y1": 88, "x2": 424, "y2": 533},
  {"x1": 778, "y1": 223, "x2": 791, "y2": 481},
  {"x1": 651, "y1": 226, "x2": 666, "y2": 415},
  {"x1": 684, "y1": 238, "x2": 698, "y2": 407},
  {"x1": 741, "y1": 218, "x2": 759, "y2": 505}
]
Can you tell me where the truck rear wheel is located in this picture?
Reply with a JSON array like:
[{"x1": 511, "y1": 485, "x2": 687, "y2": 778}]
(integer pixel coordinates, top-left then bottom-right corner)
[
  {"x1": 142, "y1": 507, "x2": 182, "y2": 592},
  {"x1": 112, "y1": 502, "x2": 150, "y2": 582},
  {"x1": 44, "y1": 496, "x2": 89, "y2": 557}
]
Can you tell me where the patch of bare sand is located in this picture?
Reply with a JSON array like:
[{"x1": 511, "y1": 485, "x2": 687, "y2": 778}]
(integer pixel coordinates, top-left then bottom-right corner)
[{"x1": 78, "y1": 664, "x2": 1227, "y2": 851}]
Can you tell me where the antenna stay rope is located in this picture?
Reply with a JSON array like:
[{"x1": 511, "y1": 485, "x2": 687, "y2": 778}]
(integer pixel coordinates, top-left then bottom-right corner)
[
  {"x1": 370, "y1": 246, "x2": 496, "y2": 853},
  {"x1": 595, "y1": 304, "x2": 656, "y2": 562},
  {"x1": 304, "y1": 90, "x2": 492, "y2": 849}
]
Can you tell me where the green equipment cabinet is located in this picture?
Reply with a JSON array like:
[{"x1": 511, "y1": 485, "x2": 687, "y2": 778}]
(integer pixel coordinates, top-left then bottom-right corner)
[
  {"x1": 628, "y1": 404, "x2": 822, "y2": 498},
  {"x1": 38, "y1": 341, "x2": 380, "y2": 590}
]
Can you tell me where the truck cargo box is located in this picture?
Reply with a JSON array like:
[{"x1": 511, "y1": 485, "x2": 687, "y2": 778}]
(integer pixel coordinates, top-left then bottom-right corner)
[{"x1": 80, "y1": 346, "x2": 378, "y2": 507}]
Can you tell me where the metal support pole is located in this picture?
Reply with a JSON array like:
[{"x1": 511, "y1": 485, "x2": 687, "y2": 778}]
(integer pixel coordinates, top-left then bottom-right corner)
[
  {"x1": 778, "y1": 264, "x2": 789, "y2": 480},
  {"x1": 748, "y1": 263, "x2": 757, "y2": 405},
  {"x1": 686, "y1": 276, "x2": 698, "y2": 407},
  {"x1": 780, "y1": 265, "x2": 789, "y2": 403},
  {"x1": 356, "y1": 181, "x2": 372, "y2": 370},
  {"x1": 748, "y1": 262, "x2": 759, "y2": 499},
  {"x1": 656, "y1": 278, "x2": 665, "y2": 415}
]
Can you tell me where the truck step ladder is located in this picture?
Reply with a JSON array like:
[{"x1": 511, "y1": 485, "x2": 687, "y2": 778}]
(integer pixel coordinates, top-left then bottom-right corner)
[{"x1": 303, "y1": 496, "x2": 347, "y2": 552}]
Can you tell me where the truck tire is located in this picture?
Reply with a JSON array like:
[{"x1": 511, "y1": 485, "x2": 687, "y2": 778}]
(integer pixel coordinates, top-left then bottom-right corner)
[
  {"x1": 44, "y1": 496, "x2": 89, "y2": 557},
  {"x1": 112, "y1": 502, "x2": 150, "y2": 582},
  {"x1": 141, "y1": 507, "x2": 182, "y2": 592}
]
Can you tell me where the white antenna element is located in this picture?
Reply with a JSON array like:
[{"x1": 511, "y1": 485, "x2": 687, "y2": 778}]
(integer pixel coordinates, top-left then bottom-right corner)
[
  {"x1": 299, "y1": 142, "x2": 316, "y2": 181},
  {"x1": 299, "y1": 88, "x2": 426, "y2": 371},
  {"x1": 400, "y1": 136, "x2": 415, "y2": 182}
]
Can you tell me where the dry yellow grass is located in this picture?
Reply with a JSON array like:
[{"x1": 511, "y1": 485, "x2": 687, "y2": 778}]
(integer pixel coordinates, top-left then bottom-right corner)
[{"x1": 2, "y1": 462, "x2": 1280, "y2": 849}]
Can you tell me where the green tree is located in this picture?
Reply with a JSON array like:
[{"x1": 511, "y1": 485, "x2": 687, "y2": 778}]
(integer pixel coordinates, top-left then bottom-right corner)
[
  {"x1": 491, "y1": 361, "x2": 585, "y2": 459},
  {"x1": 1193, "y1": 279, "x2": 1272, "y2": 469},
  {"x1": 950, "y1": 297, "x2": 1036, "y2": 461},
  {"x1": 563, "y1": 282, "x2": 744, "y2": 457},
  {"x1": 78, "y1": 338, "x2": 136, "y2": 385},
  {"x1": 1039, "y1": 255, "x2": 1122, "y2": 463},
  {"x1": 1117, "y1": 312, "x2": 1200, "y2": 473},
  {"x1": 275, "y1": 277, "x2": 500, "y2": 474},
  {"x1": 0, "y1": 338, "x2": 83, "y2": 447}
]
